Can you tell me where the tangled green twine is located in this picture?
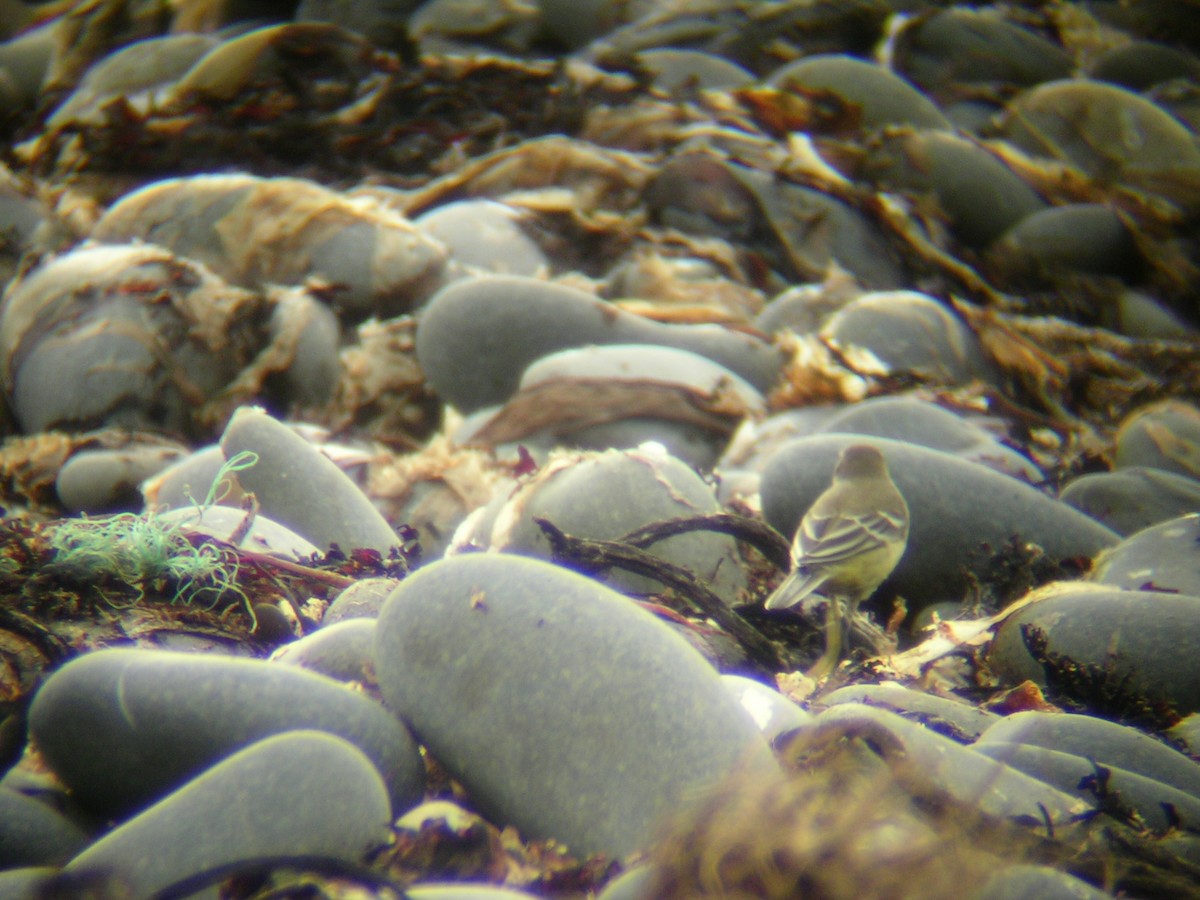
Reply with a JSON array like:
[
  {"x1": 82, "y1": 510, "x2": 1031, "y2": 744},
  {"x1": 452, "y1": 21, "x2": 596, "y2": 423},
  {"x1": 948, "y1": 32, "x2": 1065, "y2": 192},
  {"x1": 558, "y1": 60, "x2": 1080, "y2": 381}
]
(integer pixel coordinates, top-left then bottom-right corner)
[{"x1": 48, "y1": 451, "x2": 260, "y2": 625}]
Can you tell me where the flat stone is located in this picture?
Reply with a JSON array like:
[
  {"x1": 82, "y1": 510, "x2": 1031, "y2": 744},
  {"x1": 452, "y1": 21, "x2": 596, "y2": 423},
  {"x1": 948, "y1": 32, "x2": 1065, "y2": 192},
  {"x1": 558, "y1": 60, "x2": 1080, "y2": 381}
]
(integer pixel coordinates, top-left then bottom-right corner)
[
  {"x1": 374, "y1": 553, "x2": 778, "y2": 858},
  {"x1": 64, "y1": 730, "x2": 392, "y2": 898},
  {"x1": 28, "y1": 647, "x2": 424, "y2": 817}
]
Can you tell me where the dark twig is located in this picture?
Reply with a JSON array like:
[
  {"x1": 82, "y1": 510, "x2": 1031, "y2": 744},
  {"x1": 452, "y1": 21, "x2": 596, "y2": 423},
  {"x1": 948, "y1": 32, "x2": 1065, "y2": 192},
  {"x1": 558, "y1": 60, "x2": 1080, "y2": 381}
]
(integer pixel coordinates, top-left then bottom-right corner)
[
  {"x1": 534, "y1": 517, "x2": 785, "y2": 675},
  {"x1": 616, "y1": 512, "x2": 793, "y2": 571}
]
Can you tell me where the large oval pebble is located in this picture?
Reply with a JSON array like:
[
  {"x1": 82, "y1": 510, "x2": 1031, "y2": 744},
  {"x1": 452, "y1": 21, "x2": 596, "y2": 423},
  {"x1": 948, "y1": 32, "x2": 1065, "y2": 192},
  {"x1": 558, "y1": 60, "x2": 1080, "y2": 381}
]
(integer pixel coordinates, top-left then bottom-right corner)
[
  {"x1": 64, "y1": 730, "x2": 392, "y2": 898},
  {"x1": 28, "y1": 647, "x2": 424, "y2": 816},
  {"x1": 220, "y1": 406, "x2": 401, "y2": 554},
  {"x1": 760, "y1": 435, "x2": 1118, "y2": 607},
  {"x1": 373, "y1": 553, "x2": 778, "y2": 859},
  {"x1": 415, "y1": 274, "x2": 781, "y2": 412},
  {"x1": 988, "y1": 587, "x2": 1200, "y2": 716}
]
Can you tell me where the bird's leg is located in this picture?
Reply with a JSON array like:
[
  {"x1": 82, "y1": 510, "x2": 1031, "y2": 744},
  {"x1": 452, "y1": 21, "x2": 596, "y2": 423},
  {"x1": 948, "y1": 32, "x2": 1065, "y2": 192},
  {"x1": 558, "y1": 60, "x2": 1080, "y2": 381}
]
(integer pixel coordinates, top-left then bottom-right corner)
[{"x1": 806, "y1": 596, "x2": 843, "y2": 680}]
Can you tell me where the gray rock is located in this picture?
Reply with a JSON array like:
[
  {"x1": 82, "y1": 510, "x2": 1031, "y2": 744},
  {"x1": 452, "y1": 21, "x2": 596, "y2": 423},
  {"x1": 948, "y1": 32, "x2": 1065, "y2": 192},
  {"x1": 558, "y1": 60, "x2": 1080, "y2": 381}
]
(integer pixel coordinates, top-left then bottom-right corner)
[
  {"x1": 414, "y1": 199, "x2": 548, "y2": 277},
  {"x1": 324, "y1": 576, "x2": 402, "y2": 624},
  {"x1": 819, "y1": 291, "x2": 996, "y2": 385},
  {"x1": 819, "y1": 682, "x2": 999, "y2": 742},
  {"x1": 220, "y1": 406, "x2": 401, "y2": 554},
  {"x1": 767, "y1": 54, "x2": 952, "y2": 131},
  {"x1": 373, "y1": 553, "x2": 778, "y2": 858},
  {"x1": 0, "y1": 787, "x2": 89, "y2": 867},
  {"x1": 28, "y1": 647, "x2": 424, "y2": 817},
  {"x1": 760, "y1": 435, "x2": 1118, "y2": 608},
  {"x1": 817, "y1": 395, "x2": 1041, "y2": 481},
  {"x1": 56, "y1": 443, "x2": 186, "y2": 514},
  {"x1": 414, "y1": 274, "x2": 782, "y2": 412},
  {"x1": 1060, "y1": 468, "x2": 1200, "y2": 536},
  {"x1": 971, "y1": 864, "x2": 1110, "y2": 900},
  {"x1": 720, "y1": 674, "x2": 812, "y2": 744},
  {"x1": 974, "y1": 741, "x2": 1200, "y2": 831},
  {"x1": 1115, "y1": 400, "x2": 1200, "y2": 479},
  {"x1": 976, "y1": 710, "x2": 1200, "y2": 799},
  {"x1": 1090, "y1": 514, "x2": 1200, "y2": 597},
  {"x1": 459, "y1": 446, "x2": 748, "y2": 605},
  {"x1": 271, "y1": 618, "x2": 376, "y2": 683},
  {"x1": 64, "y1": 730, "x2": 392, "y2": 899},
  {"x1": 810, "y1": 703, "x2": 1089, "y2": 823},
  {"x1": 988, "y1": 587, "x2": 1200, "y2": 716}
]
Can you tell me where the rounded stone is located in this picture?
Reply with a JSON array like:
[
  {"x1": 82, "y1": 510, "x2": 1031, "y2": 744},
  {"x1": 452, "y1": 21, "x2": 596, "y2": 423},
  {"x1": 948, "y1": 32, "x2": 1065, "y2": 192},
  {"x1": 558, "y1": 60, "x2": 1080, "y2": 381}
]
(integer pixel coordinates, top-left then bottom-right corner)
[
  {"x1": 414, "y1": 274, "x2": 782, "y2": 413},
  {"x1": 1114, "y1": 400, "x2": 1200, "y2": 479},
  {"x1": 816, "y1": 395, "x2": 1041, "y2": 481},
  {"x1": 373, "y1": 553, "x2": 778, "y2": 858},
  {"x1": 28, "y1": 647, "x2": 424, "y2": 817},
  {"x1": 474, "y1": 445, "x2": 748, "y2": 605},
  {"x1": 1090, "y1": 514, "x2": 1200, "y2": 597},
  {"x1": 988, "y1": 587, "x2": 1200, "y2": 717},
  {"x1": 819, "y1": 291, "x2": 995, "y2": 385},
  {"x1": 1059, "y1": 468, "x2": 1200, "y2": 536},
  {"x1": 988, "y1": 204, "x2": 1139, "y2": 281},
  {"x1": 414, "y1": 199, "x2": 548, "y2": 277},
  {"x1": 858, "y1": 129, "x2": 1046, "y2": 249},
  {"x1": 766, "y1": 54, "x2": 952, "y2": 131},
  {"x1": 271, "y1": 618, "x2": 376, "y2": 683},
  {"x1": 975, "y1": 710, "x2": 1200, "y2": 799},
  {"x1": 323, "y1": 577, "x2": 402, "y2": 624},
  {"x1": 0, "y1": 787, "x2": 89, "y2": 867},
  {"x1": 64, "y1": 730, "x2": 392, "y2": 899},
  {"x1": 760, "y1": 435, "x2": 1118, "y2": 608},
  {"x1": 973, "y1": 741, "x2": 1200, "y2": 831},
  {"x1": 220, "y1": 406, "x2": 402, "y2": 555}
]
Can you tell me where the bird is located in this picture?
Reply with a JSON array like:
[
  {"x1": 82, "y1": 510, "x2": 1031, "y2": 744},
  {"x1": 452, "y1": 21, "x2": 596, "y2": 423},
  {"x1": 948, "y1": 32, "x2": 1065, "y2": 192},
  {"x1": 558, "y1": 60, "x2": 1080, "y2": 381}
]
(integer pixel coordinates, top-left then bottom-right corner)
[{"x1": 764, "y1": 443, "x2": 909, "y2": 678}]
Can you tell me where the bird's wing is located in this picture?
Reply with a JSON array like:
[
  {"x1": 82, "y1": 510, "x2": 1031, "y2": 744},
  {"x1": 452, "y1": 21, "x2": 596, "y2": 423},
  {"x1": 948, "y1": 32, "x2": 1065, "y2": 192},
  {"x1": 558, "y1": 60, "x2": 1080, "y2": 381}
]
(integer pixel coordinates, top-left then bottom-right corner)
[{"x1": 798, "y1": 508, "x2": 906, "y2": 566}]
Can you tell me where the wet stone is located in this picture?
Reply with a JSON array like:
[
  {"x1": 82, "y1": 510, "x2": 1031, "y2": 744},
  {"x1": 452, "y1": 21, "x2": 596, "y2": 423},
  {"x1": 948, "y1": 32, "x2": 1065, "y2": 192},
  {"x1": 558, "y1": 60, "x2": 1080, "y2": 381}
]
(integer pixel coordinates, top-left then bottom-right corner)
[
  {"x1": 28, "y1": 647, "x2": 424, "y2": 817},
  {"x1": 373, "y1": 553, "x2": 779, "y2": 859},
  {"x1": 988, "y1": 587, "x2": 1200, "y2": 717},
  {"x1": 759, "y1": 435, "x2": 1118, "y2": 609},
  {"x1": 64, "y1": 730, "x2": 392, "y2": 899}
]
